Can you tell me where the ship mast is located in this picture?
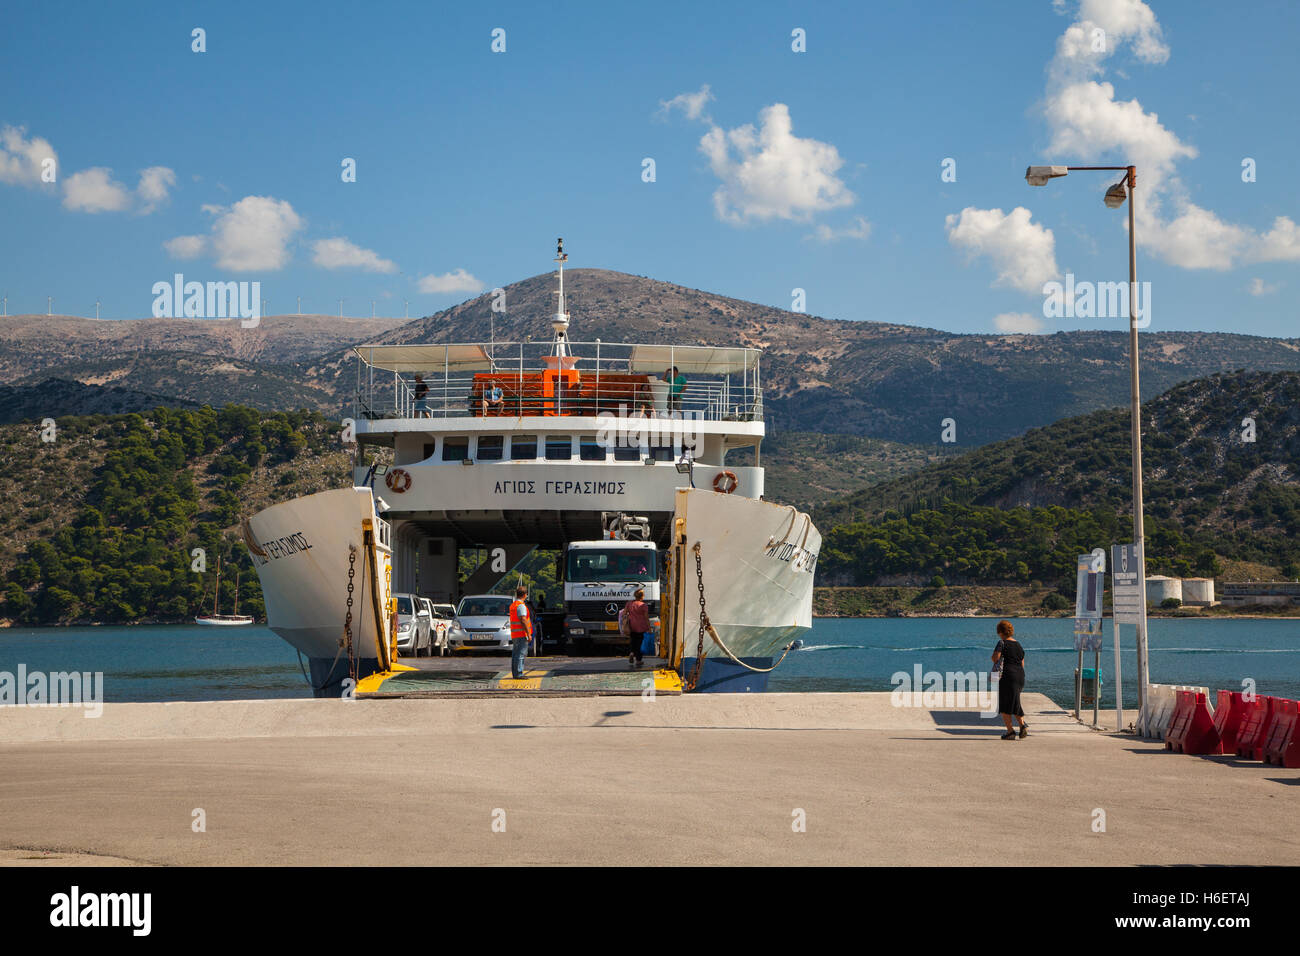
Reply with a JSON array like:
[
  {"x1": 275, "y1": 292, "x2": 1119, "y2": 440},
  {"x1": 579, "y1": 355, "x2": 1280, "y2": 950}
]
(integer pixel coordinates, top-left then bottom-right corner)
[
  {"x1": 213, "y1": 554, "x2": 221, "y2": 616},
  {"x1": 551, "y1": 237, "x2": 570, "y2": 358}
]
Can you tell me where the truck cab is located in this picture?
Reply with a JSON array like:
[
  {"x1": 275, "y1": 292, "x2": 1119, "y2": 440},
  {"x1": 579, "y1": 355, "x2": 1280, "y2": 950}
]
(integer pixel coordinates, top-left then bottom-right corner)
[{"x1": 562, "y1": 522, "x2": 660, "y2": 649}]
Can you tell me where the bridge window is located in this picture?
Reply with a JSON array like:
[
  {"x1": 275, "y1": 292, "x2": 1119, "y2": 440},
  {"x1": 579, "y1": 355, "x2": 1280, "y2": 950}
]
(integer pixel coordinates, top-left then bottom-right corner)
[
  {"x1": 545, "y1": 435, "x2": 573, "y2": 460},
  {"x1": 613, "y1": 444, "x2": 642, "y2": 461},
  {"x1": 477, "y1": 435, "x2": 504, "y2": 461},
  {"x1": 579, "y1": 437, "x2": 608, "y2": 461},
  {"x1": 422, "y1": 441, "x2": 436, "y2": 461},
  {"x1": 650, "y1": 444, "x2": 676, "y2": 462},
  {"x1": 510, "y1": 435, "x2": 537, "y2": 460},
  {"x1": 442, "y1": 437, "x2": 469, "y2": 462}
]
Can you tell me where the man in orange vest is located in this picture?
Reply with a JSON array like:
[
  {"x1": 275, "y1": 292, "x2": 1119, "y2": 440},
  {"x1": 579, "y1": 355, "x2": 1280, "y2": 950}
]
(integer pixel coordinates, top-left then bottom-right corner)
[{"x1": 508, "y1": 586, "x2": 533, "y2": 680}]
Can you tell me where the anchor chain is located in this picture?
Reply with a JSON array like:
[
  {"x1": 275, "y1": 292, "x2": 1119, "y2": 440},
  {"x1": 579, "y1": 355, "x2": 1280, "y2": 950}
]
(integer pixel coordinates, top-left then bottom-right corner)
[
  {"x1": 686, "y1": 542, "x2": 708, "y2": 691},
  {"x1": 345, "y1": 546, "x2": 357, "y2": 685}
]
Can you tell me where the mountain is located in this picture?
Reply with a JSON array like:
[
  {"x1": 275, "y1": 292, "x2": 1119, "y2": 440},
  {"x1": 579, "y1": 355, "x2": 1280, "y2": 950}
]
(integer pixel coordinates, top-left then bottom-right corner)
[
  {"x1": 0, "y1": 312, "x2": 406, "y2": 383},
  {"x1": 812, "y1": 370, "x2": 1300, "y2": 587},
  {"x1": 300, "y1": 269, "x2": 1300, "y2": 444},
  {"x1": 15, "y1": 351, "x2": 337, "y2": 412},
  {"x1": 0, "y1": 378, "x2": 199, "y2": 425},
  {"x1": 0, "y1": 406, "x2": 351, "y2": 626},
  {"x1": 5, "y1": 272, "x2": 1300, "y2": 446}
]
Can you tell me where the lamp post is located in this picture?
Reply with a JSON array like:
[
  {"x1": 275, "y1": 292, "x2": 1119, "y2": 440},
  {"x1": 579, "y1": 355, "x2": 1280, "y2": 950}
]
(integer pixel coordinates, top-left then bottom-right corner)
[{"x1": 1027, "y1": 163, "x2": 1149, "y2": 732}]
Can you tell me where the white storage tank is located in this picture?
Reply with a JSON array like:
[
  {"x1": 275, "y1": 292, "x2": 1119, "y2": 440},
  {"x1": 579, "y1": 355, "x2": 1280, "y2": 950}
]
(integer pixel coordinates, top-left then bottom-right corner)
[
  {"x1": 1146, "y1": 575, "x2": 1183, "y2": 605},
  {"x1": 1182, "y1": 577, "x2": 1215, "y2": 606}
]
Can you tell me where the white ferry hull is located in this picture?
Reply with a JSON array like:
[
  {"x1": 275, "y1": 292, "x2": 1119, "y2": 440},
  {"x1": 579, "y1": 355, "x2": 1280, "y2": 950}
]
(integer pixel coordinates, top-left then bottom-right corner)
[
  {"x1": 671, "y1": 488, "x2": 820, "y2": 692},
  {"x1": 243, "y1": 486, "x2": 395, "y2": 696}
]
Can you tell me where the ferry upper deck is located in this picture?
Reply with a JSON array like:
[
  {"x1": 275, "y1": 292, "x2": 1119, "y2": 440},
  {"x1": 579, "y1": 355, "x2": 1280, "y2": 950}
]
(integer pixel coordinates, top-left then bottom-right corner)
[{"x1": 346, "y1": 340, "x2": 768, "y2": 548}]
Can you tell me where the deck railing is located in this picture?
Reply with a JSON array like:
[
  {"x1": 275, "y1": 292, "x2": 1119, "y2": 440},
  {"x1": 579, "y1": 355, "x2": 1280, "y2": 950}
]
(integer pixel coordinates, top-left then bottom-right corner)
[{"x1": 352, "y1": 340, "x2": 764, "y2": 423}]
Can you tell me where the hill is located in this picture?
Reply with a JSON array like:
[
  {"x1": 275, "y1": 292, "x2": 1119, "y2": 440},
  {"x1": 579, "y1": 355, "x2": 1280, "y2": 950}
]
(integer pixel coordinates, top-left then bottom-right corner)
[
  {"x1": 5, "y1": 272, "x2": 1300, "y2": 446},
  {"x1": 299, "y1": 269, "x2": 1300, "y2": 444},
  {"x1": 15, "y1": 351, "x2": 337, "y2": 411},
  {"x1": 0, "y1": 378, "x2": 199, "y2": 425},
  {"x1": 0, "y1": 312, "x2": 406, "y2": 383},
  {"x1": 0, "y1": 406, "x2": 352, "y2": 625},
  {"x1": 813, "y1": 370, "x2": 1300, "y2": 589}
]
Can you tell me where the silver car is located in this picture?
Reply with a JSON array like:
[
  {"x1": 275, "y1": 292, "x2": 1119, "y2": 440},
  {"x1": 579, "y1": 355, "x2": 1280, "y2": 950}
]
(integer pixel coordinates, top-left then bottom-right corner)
[
  {"x1": 451, "y1": 594, "x2": 515, "y2": 650},
  {"x1": 394, "y1": 592, "x2": 432, "y2": 656}
]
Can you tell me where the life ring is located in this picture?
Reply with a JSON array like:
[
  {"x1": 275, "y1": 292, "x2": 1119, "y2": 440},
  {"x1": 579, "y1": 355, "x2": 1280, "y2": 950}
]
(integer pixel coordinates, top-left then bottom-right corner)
[
  {"x1": 385, "y1": 467, "x2": 412, "y2": 493},
  {"x1": 712, "y1": 470, "x2": 738, "y2": 494}
]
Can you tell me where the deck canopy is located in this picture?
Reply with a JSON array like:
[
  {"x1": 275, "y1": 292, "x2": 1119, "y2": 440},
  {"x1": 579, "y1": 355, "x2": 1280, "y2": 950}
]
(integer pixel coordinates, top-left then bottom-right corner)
[
  {"x1": 625, "y1": 345, "x2": 757, "y2": 376},
  {"x1": 353, "y1": 344, "x2": 495, "y2": 372},
  {"x1": 354, "y1": 341, "x2": 758, "y2": 375}
]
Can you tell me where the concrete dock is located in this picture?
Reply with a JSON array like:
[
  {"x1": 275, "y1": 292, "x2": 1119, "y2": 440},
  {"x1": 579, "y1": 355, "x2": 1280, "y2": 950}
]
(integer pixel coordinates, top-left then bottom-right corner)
[{"x1": 1, "y1": 692, "x2": 1296, "y2": 866}]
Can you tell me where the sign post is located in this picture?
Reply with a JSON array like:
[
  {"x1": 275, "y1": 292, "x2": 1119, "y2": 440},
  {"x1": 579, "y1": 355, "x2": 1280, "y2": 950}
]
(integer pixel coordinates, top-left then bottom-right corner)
[
  {"x1": 1112, "y1": 614, "x2": 1123, "y2": 732},
  {"x1": 1112, "y1": 543, "x2": 1145, "y2": 733},
  {"x1": 1074, "y1": 551, "x2": 1105, "y2": 724}
]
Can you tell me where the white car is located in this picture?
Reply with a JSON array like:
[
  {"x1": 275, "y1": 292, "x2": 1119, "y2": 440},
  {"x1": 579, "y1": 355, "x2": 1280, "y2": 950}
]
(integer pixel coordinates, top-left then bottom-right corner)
[
  {"x1": 428, "y1": 602, "x2": 467, "y2": 656},
  {"x1": 394, "y1": 592, "x2": 432, "y2": 656},
  {"x1": 451, "y1": 594, "x2": 516, "y2": 650}
]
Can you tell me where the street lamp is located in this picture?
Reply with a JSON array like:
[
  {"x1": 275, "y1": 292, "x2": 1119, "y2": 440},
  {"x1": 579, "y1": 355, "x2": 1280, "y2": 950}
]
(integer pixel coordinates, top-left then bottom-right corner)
[{"x1": 1027, "y1": 162, "x2": 1149, "y2": 733}]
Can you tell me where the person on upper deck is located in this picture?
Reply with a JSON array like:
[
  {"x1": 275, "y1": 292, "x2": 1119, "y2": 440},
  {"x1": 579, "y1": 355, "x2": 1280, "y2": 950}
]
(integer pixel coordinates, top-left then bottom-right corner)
[
  {"x1": 413, "y1": 374, "x2": 430, "y2": 418},
  {"x1": 663, "y1": 366, "x2": 686, "y2": 412},
  {"x1": 481, "y1": 382, "x2": 504, "y2": 416}
]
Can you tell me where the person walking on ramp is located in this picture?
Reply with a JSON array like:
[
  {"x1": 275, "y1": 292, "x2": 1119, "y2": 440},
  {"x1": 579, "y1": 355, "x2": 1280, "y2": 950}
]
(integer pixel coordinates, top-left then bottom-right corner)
[{"x1": 623, "y1": 588, "x2": 650, "y2": 669}]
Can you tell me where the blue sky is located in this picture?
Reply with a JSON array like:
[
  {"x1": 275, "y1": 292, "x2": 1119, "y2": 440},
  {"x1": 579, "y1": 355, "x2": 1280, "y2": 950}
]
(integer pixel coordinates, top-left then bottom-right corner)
[{"x1": 1, "y1": 0, "x2": 1297, "y2": 336}]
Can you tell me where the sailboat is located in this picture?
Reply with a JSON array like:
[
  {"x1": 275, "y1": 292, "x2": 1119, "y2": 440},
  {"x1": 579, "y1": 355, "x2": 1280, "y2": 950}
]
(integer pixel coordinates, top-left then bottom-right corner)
[{"x1": 195, "y1": 555, "x2": 254, "y2": 626}]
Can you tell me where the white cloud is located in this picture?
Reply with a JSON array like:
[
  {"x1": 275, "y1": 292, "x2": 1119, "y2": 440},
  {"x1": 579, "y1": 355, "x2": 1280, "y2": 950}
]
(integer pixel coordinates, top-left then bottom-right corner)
[
  {"x1": 699, "y1": 103, "x2": 854, "y2": 224},
  {"x1": 945, "y1": 206, "x2": 1059, "y2": 295},
  {"x1": 806, "y1": 216, "x2": 871, "y2": 242},
  {"x1": 205, "y1": 196, "x2": 303, "y2": 271},
  {"x1": 659, "y1": 85, "x2": 714, "y2": 122},
  {"x1": 0, "y1": 125, "x2": 57, "y2": 186},
  {"x1": 163, "y1": 235, "x2": 207, "y2": 260},
  {"x1": 1045, "y1": 80, "x2": 1195, "y2": 185},
  {"x1": 3, "y1": 126, "x2": 173, "y2": 214},
  {"x1": 1032, "y1": 1, "x2": 1300, "y2": 271},
  {"x1": 418, "y1": 269, "x2": 484, "y2": 294},
  {"x1": 1051, "y1": 0, "x2": 1169, "y2": 85},
  {"x1": 136, "y1": 166, "x2": 176, "y2": 212},
  {"x1": 992, "y1": 312, "x2": 1046, "y2": 334},
  {"x1": 62, "y1": 167, "x2": 132, "y2": 213},
  {"x1": 311, "y1": 237, "x2": 398, "y2": 273},
  {"x1": 1247, "y1": 277, "x2": 1281, "y2": 297}
]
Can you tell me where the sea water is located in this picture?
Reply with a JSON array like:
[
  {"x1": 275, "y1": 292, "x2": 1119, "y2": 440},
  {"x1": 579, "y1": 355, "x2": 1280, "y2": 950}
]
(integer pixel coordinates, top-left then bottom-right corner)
[
  {"x1": 1, "y1": 617, "x2": 1297, "y2": 706},
  {"x1": 773, "y1": 617, "x2": 1300, "y2": 709}
]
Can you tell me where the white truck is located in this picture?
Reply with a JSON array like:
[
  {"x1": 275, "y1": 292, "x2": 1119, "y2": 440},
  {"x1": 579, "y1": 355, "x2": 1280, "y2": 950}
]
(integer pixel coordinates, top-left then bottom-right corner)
[{"x1": 562, "y1": 513, "x2": 660, "y2": 650}]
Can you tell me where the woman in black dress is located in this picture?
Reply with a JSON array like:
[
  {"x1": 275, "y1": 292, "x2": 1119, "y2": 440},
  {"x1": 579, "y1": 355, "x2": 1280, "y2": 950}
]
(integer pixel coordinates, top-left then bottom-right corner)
[{"x1": 992, "y1": 620, "x2": 1028, "y2": 739}]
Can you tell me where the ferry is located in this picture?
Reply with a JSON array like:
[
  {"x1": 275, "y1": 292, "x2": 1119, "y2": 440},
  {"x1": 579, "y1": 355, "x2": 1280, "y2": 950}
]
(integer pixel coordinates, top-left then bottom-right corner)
[{"x1": 242, "y1": 241, "x2": 820, "y2": 695}]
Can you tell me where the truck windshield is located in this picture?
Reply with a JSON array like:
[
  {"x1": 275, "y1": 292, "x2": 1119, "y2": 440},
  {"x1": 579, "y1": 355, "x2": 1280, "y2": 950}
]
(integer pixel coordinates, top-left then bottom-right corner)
[{"x1": 567, "y1": 549, "x2": 657, "y2": 583}]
